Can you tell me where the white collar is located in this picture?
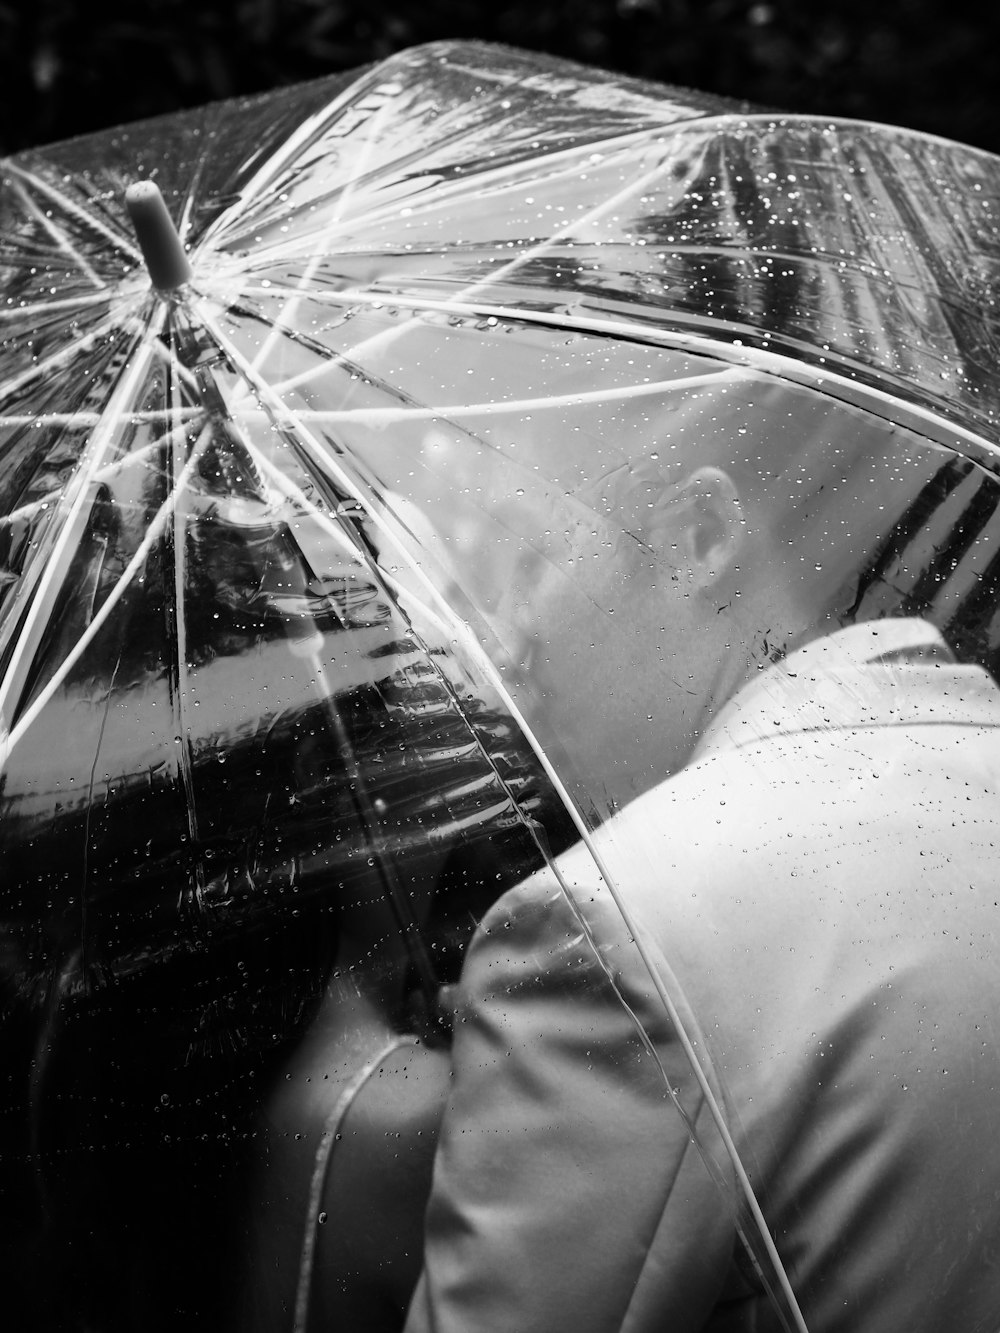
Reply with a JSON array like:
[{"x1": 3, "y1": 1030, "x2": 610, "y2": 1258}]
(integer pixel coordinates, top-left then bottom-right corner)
[{"x1": 693, "y1": 618, "x2": 1000, "y2": 760}]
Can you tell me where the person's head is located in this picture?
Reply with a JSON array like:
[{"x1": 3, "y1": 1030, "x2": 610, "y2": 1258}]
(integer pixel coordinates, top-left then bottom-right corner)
[
  {"x1": 439, "y1": 362, "x2": 945, "y2": 817},
  {"x1": 368, "y1": 323, "x2": 946, "y2": 819}
]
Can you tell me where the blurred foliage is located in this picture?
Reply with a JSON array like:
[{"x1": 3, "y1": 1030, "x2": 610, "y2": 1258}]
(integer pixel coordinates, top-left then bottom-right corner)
[{"x1": 0, "y1": 0, "x2": 997, "y2": 155}]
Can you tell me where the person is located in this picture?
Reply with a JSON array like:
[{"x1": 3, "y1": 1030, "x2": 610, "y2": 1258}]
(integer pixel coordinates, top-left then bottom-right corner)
[{"x1": 400, "y1": 370, "x2": 1000, "y2": 1332}]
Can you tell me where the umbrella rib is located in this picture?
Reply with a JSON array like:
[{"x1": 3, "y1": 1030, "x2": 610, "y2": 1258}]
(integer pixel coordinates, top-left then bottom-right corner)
[
  {"x1": 0, "y1": 411, "x2": 197, "y2": 429},
  {"x1": 0, "y1": 291, "x2": 114, "y2": 322},
  {"x1": 240, "y1": 96, "x2": 400, "y2": 381},
  {"x1": 176, "y1": 152, "x2": 210, "y2": 245},
  {"x1": 5, "y1": 175, "x2": 109, "y2": 291},
  {"x1": 256, "y1": 369, "x2": 752, "y2": 423},
  {"x1": 214, "y1": 120, "x2": 678, "y2": 271},
  {"x1": 0, "y1": 308, "x2": 163, "y2": 731},
  {"x1": 0, "y1": 420, "x2": 216, "y2": 761},
  {"x1": 195, "y1": 68, "x2": 403, "y2": 254},
  {"x1": 236, "y1": 124, "x2": 690, "y2": 260},
  {"x1": 3, "y1": 161, "x2": 143, "y2": 269},
  {"x1": 0, "y1": 306, "x2": 144, "y2": 407}
]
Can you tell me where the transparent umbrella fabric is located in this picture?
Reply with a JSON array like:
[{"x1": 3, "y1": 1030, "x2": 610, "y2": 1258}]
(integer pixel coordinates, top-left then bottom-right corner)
[{"x1": 1, "y1": 38, "x2": 1000, "y2": 1333}]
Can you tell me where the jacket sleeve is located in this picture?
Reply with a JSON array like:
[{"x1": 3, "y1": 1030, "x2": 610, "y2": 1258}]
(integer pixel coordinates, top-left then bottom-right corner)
[{"x1": 403, "y1": 869, "x2": 737, "y2": 1333}]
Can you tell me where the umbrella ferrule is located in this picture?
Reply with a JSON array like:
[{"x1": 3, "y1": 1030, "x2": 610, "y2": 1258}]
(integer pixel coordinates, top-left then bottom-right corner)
[{"x1": 125, "y1": 181, "x2": 193, "y2": 291}]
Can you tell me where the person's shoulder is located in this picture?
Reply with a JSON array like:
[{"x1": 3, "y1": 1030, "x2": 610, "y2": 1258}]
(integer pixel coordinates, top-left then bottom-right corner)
[
  {"x1": 343, "y1": 1036, "x2": 451, "y2": 1133},
  {"x1": 475, "y1": 840, "x2": 633, "y2": 963},
  {"x1": 463, "y1": 835, "x2": 683, "y2": 1049}
]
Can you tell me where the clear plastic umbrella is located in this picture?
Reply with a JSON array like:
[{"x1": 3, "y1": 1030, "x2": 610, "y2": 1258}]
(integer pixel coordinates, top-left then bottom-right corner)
[{"x1": 2, "y1": 38, "x2": 999, "y2": 1333}]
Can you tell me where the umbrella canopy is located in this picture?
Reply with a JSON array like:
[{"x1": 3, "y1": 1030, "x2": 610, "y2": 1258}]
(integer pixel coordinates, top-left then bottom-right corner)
[{"x1": 2, "y1": 38, "x2": 1000, "y2": 1333}]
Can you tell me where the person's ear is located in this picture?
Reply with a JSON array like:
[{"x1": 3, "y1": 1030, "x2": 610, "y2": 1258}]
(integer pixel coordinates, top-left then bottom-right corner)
[{"x1": 650, "y1": 466, "x2": 746, "y2": 588}]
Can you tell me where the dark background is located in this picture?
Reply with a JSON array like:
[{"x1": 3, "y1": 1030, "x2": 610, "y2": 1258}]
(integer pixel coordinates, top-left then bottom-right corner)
[{"x1": 0, "y1": 0, "x2": 996, "y2": 156}]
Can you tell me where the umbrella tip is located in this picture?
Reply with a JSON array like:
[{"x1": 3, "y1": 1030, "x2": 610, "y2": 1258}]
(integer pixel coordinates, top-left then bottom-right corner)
[{"x1": 125, "y1": 181, "x2": 193, "y2": 292}]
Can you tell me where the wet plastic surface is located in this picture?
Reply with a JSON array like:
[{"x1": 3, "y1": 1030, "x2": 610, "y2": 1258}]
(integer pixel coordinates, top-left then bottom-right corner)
[{"x1": 2, "y1": 39, "x2": 1000, "y2": 1333}]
